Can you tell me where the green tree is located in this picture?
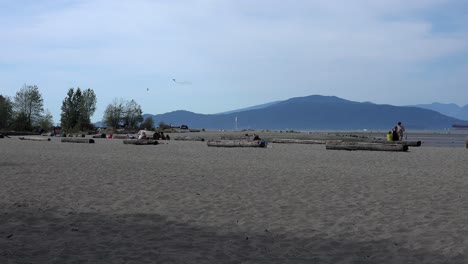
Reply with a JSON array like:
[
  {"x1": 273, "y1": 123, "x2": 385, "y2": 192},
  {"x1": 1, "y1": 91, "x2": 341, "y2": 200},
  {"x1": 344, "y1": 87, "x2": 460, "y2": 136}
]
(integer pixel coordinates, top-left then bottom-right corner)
[
  {"x1": 61, "y1": 88, "x2": 78, "y2": 131},
  {"x1": 140, "y1": 116, "x2": 154, "y2": 130},
  {"x1": 123, "y1": 99, "x2": 143, "y2": 129},
  {"x1": 158, "y1": 121, "x2": 171, "y2": 130},
  {"x1": 0, "y1": 95, "x2": 14, "y2": 129},
  {"x1": 103, "y1": 98, "x2": 125, "y2": 128},
  {"x1": 13, "y1": 84, "x2": 44, "y2": 130},
  {"x1": 38, "y1": 109, "x2": 54, "y2": 131},
  {"x1": 103, "y1": 98, "x2": 143, "y2": 129},
  {"x1": 61, "y1": 87, "x2": 97, "y2": 131},
  {"x1": 80, "y1": 88, "x2": 97, "y2": 130}
]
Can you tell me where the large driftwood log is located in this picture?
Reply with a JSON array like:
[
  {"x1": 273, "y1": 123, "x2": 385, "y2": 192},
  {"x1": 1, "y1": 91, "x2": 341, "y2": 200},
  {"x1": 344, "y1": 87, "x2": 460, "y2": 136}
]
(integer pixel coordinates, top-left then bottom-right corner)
[
  {"x1": 207, "y1": 140, "x2": 266, "y2": 148},
  {"x1": 370, "y1": 140, "x2": 421, "y2": 147},
  {"x1": 61, "y1": 138, "x2": 95, "y2": 144},
  {"x1": 174, "y1": 136, "x2": 205, "y2": 141},
  {"x1": 326, "y1": 142, "x2": 408, "y2": 152},
  {"x1": 92, "y1": 133, "x2": 107, "y2": 138},
  {"x1": 123, "y1": 139, "x2": 159, "y2": 145},
  {"x1": 19, "y1": 136, "x2": 51, "y2": 141}
]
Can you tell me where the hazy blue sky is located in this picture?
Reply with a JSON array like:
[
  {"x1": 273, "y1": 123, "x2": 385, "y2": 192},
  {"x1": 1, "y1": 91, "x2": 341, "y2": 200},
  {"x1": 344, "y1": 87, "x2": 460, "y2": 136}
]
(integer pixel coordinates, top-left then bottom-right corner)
[{"x1": 1, "y1": 0, "x2": 467, "y2": 122}]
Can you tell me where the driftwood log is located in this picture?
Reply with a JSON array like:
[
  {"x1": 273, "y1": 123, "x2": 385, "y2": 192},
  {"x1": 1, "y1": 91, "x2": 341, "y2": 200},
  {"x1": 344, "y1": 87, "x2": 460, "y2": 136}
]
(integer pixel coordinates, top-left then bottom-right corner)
[
  {"x1": 174, "y1": 136, "x2": 205, "y2": 141},
  {"x1": 207, "y1": 140, "x2": 266, "y2": 148},
  {"x1": 61, "y1": 138, "x2": 95, "y2": 144},
  {"x1": 370, "y1": 140, "x2": 421, "y2": 147},
  {"x1": 19, "y1": 136, "x2": 51, "y2": 141},
  {"x1": 123, "y1": 139, "x2": 159, "y2": 145},
  {"x1": 326, "y1": 142, "x2": 408, "y2": 152},
  {"x1": 92, "y1": 133, "x2": 107, "y2": 138}
]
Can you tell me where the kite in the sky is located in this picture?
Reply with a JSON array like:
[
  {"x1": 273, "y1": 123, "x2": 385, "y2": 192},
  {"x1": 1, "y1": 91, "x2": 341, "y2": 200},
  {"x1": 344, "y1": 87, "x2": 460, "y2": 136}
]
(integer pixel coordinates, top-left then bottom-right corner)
[{"x1": 172, "y1": 79, "x2": 192, "y2": 85}]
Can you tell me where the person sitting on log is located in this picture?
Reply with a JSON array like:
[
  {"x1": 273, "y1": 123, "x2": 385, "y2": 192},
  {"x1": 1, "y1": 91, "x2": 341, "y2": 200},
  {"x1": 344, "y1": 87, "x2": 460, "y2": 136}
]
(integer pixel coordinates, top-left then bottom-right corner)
[
  {"x1": 392, "y1": 126, "x2": 399, "y2": 141},
  {"x1": 153, "y1": 132, "x2": 161, "y2": 140},
  {"x1": 386, "y1": 131, "x2": 392, "y2": 141},
  {"x1": 138, "y1": 131, "x2": 147, "y2": 140},
  {"x1": 253, "y1": 134, "x2": 261, "y2": 141}
]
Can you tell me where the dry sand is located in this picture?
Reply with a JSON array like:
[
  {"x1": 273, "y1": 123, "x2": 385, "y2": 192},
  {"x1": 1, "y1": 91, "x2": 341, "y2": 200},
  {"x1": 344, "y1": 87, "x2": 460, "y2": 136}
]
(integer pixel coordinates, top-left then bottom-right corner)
[{"x1": 1, "y1": 131, "x2": 467, "y2": 263}]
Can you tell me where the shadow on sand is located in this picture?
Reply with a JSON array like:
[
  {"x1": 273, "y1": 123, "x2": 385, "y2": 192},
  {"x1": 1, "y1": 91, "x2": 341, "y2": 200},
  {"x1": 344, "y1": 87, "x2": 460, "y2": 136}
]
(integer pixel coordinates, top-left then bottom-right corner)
[{"x1": 1, "y1": 206, "x2": 465, "y2": 264}]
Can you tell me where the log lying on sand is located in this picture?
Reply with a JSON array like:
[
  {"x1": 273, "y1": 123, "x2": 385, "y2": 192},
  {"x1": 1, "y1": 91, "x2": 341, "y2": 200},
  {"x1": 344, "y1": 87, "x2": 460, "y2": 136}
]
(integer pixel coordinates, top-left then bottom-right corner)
[
  {"x1": 61, "y1": 138, "x2": 95, "y2": 144},
  {"x1": 123, "y1": 139, "x2": 159, "y2": 145},
  {"x1": 207, "y1": 140, "x2": 266, "y2": 148},
  {"x1": 370, "y1": 140, "x2": 421, "y2": 147},
  {"x1": 91, "y1": 133, "x2": 107, "y2": 138},
  {"x1": 174, "y1": 136, "x2": 205, "y2": 141},
  {"x1": 19, "y1": 136, "x2": 51, "y2": 141},
  {"x1": 326, "y1": 141, "x2": 408, "y2": 152},
  {"x1": 271, "y1": 139, "x2": 343, "y2": 144}
]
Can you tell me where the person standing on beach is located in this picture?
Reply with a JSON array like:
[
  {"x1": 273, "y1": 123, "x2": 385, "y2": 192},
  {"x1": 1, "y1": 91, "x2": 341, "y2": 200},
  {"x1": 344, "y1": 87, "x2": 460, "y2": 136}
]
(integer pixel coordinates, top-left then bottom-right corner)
[{"x1": 397, "y1": 122, "x2": 405, "y2": 141}]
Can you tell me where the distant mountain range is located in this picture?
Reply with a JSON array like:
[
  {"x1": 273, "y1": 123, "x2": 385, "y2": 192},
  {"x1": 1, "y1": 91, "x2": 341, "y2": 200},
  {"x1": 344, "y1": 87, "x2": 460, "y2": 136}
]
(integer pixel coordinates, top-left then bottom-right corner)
[
  {"x1": 410, "y1": 103, "x2": 468, "y2": 121},
  {"x1": 136, "y1": 95, "x2": 468, "y2": 130}
]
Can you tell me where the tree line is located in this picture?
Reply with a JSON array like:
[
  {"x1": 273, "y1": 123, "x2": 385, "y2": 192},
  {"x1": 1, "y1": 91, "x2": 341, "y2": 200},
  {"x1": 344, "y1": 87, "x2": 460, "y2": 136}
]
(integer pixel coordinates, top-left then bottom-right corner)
[{"x1": 0, "y1": 84, "x2": 155, "y2": 133}]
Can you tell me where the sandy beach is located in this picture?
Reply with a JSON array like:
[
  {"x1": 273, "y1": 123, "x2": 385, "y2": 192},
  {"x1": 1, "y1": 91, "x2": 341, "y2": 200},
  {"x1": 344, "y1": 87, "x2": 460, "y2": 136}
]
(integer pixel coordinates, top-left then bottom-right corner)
[{"x1": 1, "y1": 131, "x2": 467, "y2": 263}]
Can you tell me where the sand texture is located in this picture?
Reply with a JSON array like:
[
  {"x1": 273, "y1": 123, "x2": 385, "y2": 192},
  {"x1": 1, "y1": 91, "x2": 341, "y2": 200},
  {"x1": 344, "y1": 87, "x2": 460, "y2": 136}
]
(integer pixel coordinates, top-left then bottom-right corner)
[{"x1": 1, "y1": 131, "x2": 468, "y2": 263}]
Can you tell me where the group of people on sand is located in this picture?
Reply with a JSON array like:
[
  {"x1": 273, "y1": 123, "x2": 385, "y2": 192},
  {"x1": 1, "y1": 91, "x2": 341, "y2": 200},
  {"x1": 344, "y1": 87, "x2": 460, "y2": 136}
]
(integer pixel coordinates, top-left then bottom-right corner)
[
  {"x1": 138, "y1": 131, "x2": 170, "y2": 140},
  {"x1": 387, "y1": 122, "x2": 405, "y2": 141}
]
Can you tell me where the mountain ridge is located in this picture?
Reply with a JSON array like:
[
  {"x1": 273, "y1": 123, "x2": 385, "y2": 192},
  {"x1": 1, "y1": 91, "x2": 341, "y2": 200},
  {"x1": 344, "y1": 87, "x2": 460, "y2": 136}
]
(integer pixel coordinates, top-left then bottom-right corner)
[{"x1": 138, "y1": 95, "x2": 468, "y2": 130}]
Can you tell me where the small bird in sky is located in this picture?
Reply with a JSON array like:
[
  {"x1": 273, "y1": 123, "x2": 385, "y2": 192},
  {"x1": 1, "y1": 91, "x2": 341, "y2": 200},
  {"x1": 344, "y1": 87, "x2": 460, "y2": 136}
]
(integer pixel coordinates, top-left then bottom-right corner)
[{"x1": 172, "y1": 79, "x2": 192, "y2": 85}]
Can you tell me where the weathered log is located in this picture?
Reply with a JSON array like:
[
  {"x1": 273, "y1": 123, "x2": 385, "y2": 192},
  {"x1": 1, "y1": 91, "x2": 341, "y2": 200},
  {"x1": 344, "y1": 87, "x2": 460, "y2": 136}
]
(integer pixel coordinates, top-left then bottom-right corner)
[
  {"x1": 271, "y1": 139, "x2": 344, "y2": 144},
  {"x1": 123, "y1": 139, "x2": 159, "y2": 145},
  {"x1": 19, "y1": 136, "x2": 51, "y2": 141},
  {"x1": 370, "y1": 140, "x2": 421, "y2": 147},
  {"x1": 92, "y1": 133, "x2": 107, "y2": 138},
  {"x1": 174, "y1": 136, "x2": 205, "y2": 141},
  {"x1": 326, "y1": 142, "x2": 408, "y2": 152},
  {"x1": 61, "y1": 138, "x2": 95, "y2": 144},
  {"x1": 207, "y1": 140, "x2": 266, "y2": 148},
  {"x1": 112, "y1": 134, "x2": 129, "y2": 139}
]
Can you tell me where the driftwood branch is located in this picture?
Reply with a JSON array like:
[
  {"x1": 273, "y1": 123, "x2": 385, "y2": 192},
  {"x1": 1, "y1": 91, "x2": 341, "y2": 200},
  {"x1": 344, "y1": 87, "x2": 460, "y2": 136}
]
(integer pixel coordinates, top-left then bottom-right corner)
[
  {"x1": 370, "y1": 140, "x2": 421, "y2": 147},
  {"x1": 326, "y1": 142, "x2": 408, "y2": 152},
  {"x1": 19, "y1": 137, "x2": 51, "y2": 141},
  {"x1": 61, "y1": 138, "x2": 95, "y2": 144}
]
